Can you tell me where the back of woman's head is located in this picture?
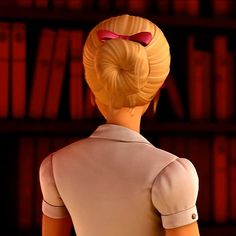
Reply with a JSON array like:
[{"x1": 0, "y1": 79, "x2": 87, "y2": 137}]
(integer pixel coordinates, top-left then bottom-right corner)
[{"x1": 83, "y1": 14, "x2": 170, "y2": 109}]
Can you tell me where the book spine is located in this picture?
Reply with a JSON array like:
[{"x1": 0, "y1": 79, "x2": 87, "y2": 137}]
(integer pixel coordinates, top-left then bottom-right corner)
[
  {"x1": 229, "y1": 137, "x2": 236, "y2": 221},
  {"x1": 213, "y1": 36, "x2": 234, "y2": 120},
  {"x1": 213, "y1": 136, "x2": 229, "y2": 223},
  {"x1": 11, "y1": 23, "x2": 27, "y2": 118},
  {"x1": 44, "y1": 29, "x2": 69, "y2": 119},
  {"x1": 0, "y1": 22, "x2": 10, "y2": 118},
  {"x1": 69, "y1": 30, "x2": 84, "y2": 120},
  {"x1": 187, "y1": 137, "x2": 212, "y2": 222},
  {"x1": 187, "y1": 35, "x2": 211, "y2": 120},
  {"x1": 185, "y1": 0, "x2": 199, "y2": 16},
  {"x1": 165, "y1": 74, "x2": 185, "y2": 119},
  {"x1": 29, "y1": 29, "x2": 56, "y2": 119}
]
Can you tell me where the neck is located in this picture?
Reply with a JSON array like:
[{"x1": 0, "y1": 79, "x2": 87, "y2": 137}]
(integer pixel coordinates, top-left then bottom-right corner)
[{"x1": 106, "y1": 107, "x2": 142, "y2": 133}]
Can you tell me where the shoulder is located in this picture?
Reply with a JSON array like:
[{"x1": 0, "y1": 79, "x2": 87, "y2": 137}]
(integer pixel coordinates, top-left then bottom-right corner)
[{"x1": 152, "y1": 158, "x2": 199, "y2": 229}]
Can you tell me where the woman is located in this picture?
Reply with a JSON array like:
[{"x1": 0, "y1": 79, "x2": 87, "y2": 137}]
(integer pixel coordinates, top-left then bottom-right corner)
[{"x1": 40, "y1": 14, "x2": 200, "y2": 236}]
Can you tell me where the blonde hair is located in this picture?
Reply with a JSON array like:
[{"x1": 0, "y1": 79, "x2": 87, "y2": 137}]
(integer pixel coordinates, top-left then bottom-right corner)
[{"x1": 83, "y1": 14, "x2": 170, "y2": 109}]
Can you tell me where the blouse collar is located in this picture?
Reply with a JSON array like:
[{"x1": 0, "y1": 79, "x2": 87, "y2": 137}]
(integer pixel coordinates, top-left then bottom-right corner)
[{"x1": 90, "y1": 124, "x2": 151, "y2": 144}]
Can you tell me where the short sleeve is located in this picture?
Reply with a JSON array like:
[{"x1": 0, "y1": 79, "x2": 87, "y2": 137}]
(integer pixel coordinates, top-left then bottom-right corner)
[
  {"x1": 39, "y1": 154, "x2": 69, "y2": 219},
  {"x1": 151, "y1": 158, "x2": 199, "y2": 229}
]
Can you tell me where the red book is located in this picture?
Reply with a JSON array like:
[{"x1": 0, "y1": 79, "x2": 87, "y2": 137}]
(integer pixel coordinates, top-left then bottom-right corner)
[
  {"x1": 185, "y1": 0, "x2": 199, "y2": 16},
  {"x1": 35, "y1": 0, "x2": 48, "y2": 8},
  {"x1": 128, "y1": 0, "x2": 147, "y2": 13},
  {"x1": 187, "y1": 35, "x2": 212, "y2": 120},
  {"x1": 67, "y1": 0, "x2": 83, "y2": 10},
  {"x1": 44, "y1": 29, "x2": 69, "y2": 119},
  {"x1": 187, "y1": 137, "x2": 211, "y2": 222},
  {"x1": 52, "y1": 0, "x2": 66, "y2": 8},
  {"x1": 212, "y1": 0, "x2": 233, "y2": 16},
  {"x1": 69, "y1": 30, "x2": 84, "y2": 120},
  {"x1": 213, "y1": 136, "x2": 229, "y2": 223},
  {"x1": 18, "y1": 137, "x2": 35, "y2": 230},
  {"x1": 229, "y1": 137, "x2": 236, "y2": 221},
  {"x1": 213, "y1": 36, "x2": 234, "y2": 120},
  {"x1": 29, "y1": 29, "x2": 56, "y2": 119},
  {"x1": 0, "y1": 22, "x2": 10, "y2": 118},
  {"x1": 11, "y1": 23, "x2": 27, "y2": 119},
  {"x1": 165, "y1": 74, "x2": 185, "y2": 119},
  {"x1": 17, "y1": 0, "x2": 33, "y2": 7},
  {"x1": 34, "y1": 137, "x2": 51, "y2": 228}
]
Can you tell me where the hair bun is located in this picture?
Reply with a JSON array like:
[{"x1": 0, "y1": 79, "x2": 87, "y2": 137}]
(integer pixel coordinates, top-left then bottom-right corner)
[{"x1": 95, "y1": 39, "x2": 149, "y2": 100}]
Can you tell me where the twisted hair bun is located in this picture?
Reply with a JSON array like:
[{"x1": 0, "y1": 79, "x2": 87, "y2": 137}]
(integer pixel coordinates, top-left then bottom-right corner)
[{"x1": 83, "y1": 14, "x2": 170, "y2": 108}]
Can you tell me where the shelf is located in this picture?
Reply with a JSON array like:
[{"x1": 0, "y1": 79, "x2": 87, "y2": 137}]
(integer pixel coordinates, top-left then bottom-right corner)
[
  {"x1": 0, "y1": 7, "x2": 236, "y2": 30},
  {"x1": 0, "y1": 120, "x2": 236, "y2": 136}
]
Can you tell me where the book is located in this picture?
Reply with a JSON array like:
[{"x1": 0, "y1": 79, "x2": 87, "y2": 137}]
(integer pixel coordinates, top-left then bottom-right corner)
[
  {"x1": 29, "y1": 29, "x2": 56, "y2": 119},
  {"x1": 213, "y1": 36, "x2": 234, "y2": 120},
  {"x1": 185, "y1": 0, "x2": 199, "y2": 16},
  {"x1": 165, "y1": 74, "x2": 185, "y2": 120},
  {"x1": 18, "y1": 137, "x2": 35, "y2": 230},
  {"x1": 187, "y1": 35, "x2": 212, "y2": 120},
  {"x1": 44, "y1": 29, "x2": 69, "y2": 119},
  {"x1": 213, "y1": 136, "x2": 229, "y2": 223},
  {"x1": 0, "y1": 22, "x2": 10, "y2": 118},
  {"x1": 11, "y1": 23, "x2": 27, "y2": 118},
  {"x1": 212, "y1": 0, "x2": 233, "y2": 16},
  {"x1": 187, "y1": 137, "x2": 212, "y2": 222},
  {"x1": 229, "y1": 137, "x2": 236, "y2": 221},
  {"x1": 69, "y1": 30, "x2": 84, "y2": 120},
  {"x1": 34, "y1": 137, "x2": 51, "y2": 228}
]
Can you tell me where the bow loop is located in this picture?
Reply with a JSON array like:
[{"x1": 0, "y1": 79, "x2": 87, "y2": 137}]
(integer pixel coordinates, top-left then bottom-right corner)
[{"x1": 97, "y1": 30, "x2": 152, "y2": 46}]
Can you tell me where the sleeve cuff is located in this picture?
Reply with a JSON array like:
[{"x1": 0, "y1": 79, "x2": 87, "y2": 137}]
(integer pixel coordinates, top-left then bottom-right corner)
[
  {"x1": 161, "y1": 205, "x2": 198, "y2": 229},
  {"x1": 42, "y1": 200, "x2": 70, "y2": 219}
]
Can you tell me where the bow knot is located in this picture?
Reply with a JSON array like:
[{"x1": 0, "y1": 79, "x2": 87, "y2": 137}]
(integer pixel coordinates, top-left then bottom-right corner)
[{"x1": 97, "y1": 30, "x2": 152, "y2": 46}]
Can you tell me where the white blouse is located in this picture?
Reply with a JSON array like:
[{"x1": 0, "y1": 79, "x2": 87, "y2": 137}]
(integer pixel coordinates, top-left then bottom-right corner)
[{"x1": 40, "y1": 124, "x2": 199, "y2": 235}]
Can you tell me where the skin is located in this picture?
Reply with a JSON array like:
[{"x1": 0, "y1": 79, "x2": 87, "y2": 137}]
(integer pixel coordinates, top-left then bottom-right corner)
[{"x1": 42, "y1": 96, "x2": 200, "y2": 236}]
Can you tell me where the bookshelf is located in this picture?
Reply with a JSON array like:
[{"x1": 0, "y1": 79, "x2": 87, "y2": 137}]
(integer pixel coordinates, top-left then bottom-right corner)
[
  {"x1": 0, "y1": 1, "x2": 236, "y2": 236},
  {"x1": 0, "y1": 7, "x2": 236, "y2": 30}
]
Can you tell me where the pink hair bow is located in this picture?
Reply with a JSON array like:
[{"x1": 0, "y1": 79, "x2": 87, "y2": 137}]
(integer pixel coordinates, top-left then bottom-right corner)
[{"x1": 97, "y1": 29, "x2": 152, "y2": 46}]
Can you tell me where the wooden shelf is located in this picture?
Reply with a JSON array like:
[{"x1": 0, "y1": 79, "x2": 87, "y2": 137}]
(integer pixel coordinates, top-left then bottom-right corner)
[
  {"x1": 0, "y1": 120, "x2": 236, "y2": 135},
  {"x1": 0, "y1": 7, "x2": 236, "y2": 30}
]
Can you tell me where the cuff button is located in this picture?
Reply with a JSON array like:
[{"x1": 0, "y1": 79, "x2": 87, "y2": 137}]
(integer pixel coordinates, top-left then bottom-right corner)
[{"x1": 192, "y1": 213, "x2": 197, "y2": 220}]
